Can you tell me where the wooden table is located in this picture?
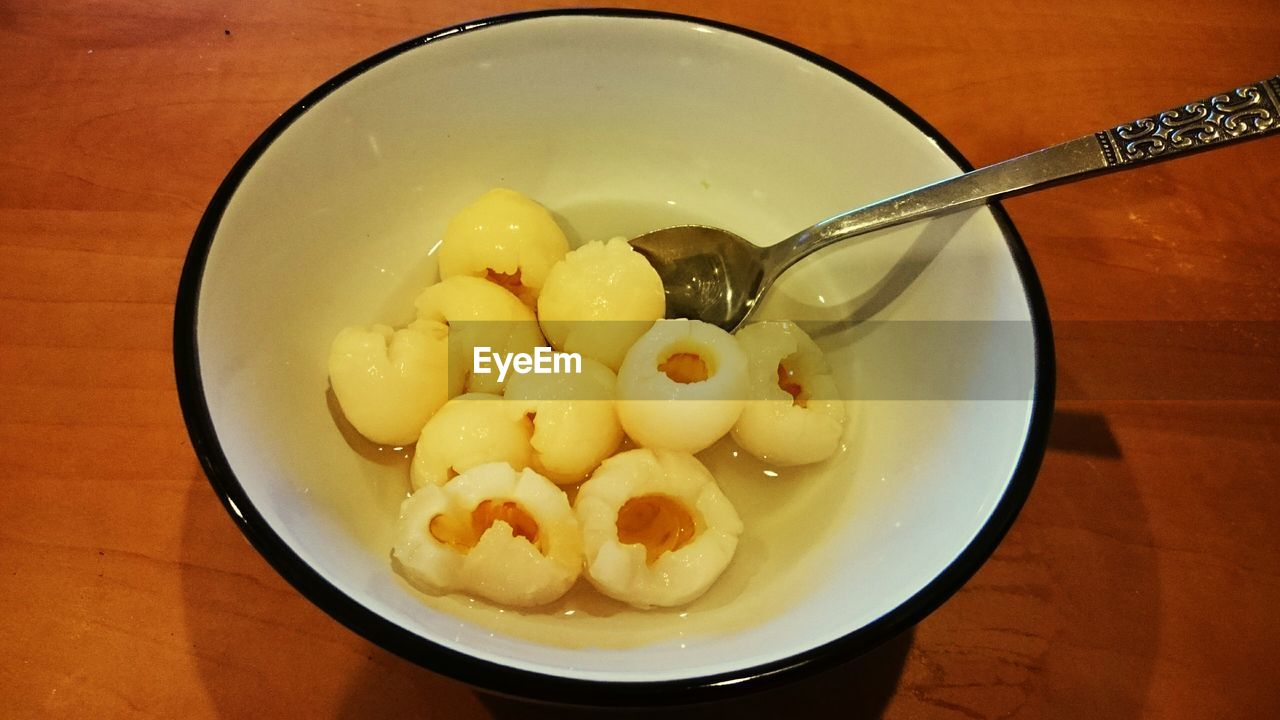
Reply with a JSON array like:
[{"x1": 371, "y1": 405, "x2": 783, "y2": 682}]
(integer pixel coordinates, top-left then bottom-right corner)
[{"x1": 2, "y1": 1, "x2": 1277, "y2": 717}]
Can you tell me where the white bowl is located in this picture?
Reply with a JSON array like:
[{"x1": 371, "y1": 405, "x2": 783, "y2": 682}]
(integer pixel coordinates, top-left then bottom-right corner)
[{"x1": 175, "y1": 9, "x2": 1053, "y2": 704}]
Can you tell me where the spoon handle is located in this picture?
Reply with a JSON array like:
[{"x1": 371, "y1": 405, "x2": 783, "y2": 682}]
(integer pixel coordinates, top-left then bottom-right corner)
[{"x1": 765, "y1": 76, "x2": 1280, "y2": 274}]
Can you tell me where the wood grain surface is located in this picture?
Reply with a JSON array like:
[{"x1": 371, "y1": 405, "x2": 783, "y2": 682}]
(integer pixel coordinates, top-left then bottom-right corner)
[{"x1": 2, "y1": 1, "x2": 1278, "y2": 717}]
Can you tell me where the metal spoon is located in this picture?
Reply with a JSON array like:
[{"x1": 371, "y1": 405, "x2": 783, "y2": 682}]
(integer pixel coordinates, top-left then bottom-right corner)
[{"x1": 630, "y1": 76, "x2": 1280, "y2": 332}]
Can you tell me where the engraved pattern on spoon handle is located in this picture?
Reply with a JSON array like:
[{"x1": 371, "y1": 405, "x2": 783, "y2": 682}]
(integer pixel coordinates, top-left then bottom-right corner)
[
  {"x1": 1097, "y1": 76, "x2": 1280, "y2": 166},
  {"x1": 766, "y1": 76, "x2": 1280, "y2": 277}
]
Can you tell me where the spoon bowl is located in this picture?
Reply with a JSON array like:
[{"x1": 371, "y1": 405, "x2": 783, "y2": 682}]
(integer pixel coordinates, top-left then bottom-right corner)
[{"x1": 629, "y1": 225, "x2": 766, "y2": 330}]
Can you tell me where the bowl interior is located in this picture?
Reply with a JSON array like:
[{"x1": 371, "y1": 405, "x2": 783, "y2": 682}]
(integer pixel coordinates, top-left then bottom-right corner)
[{"x1": 190, "y1": 14, "x2": 1043, "y2": 685}]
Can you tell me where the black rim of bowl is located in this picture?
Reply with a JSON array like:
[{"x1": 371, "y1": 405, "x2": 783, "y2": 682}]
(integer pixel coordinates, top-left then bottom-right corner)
[{"x1": 173, "y1": 8, "x2": 1056, "y2": 707}]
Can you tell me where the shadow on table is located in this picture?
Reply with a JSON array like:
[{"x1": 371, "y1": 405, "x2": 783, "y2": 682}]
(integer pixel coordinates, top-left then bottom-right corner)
[
  {"x1": 1046, "y1": 408, "x2": 1123, "y2": 458},
  {"x1": 479, "y1": 628, "x2": 913, "y2": 720},
  {"x1": 1011, "y1": 406, "x2": 1160, "y2": 716}
]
